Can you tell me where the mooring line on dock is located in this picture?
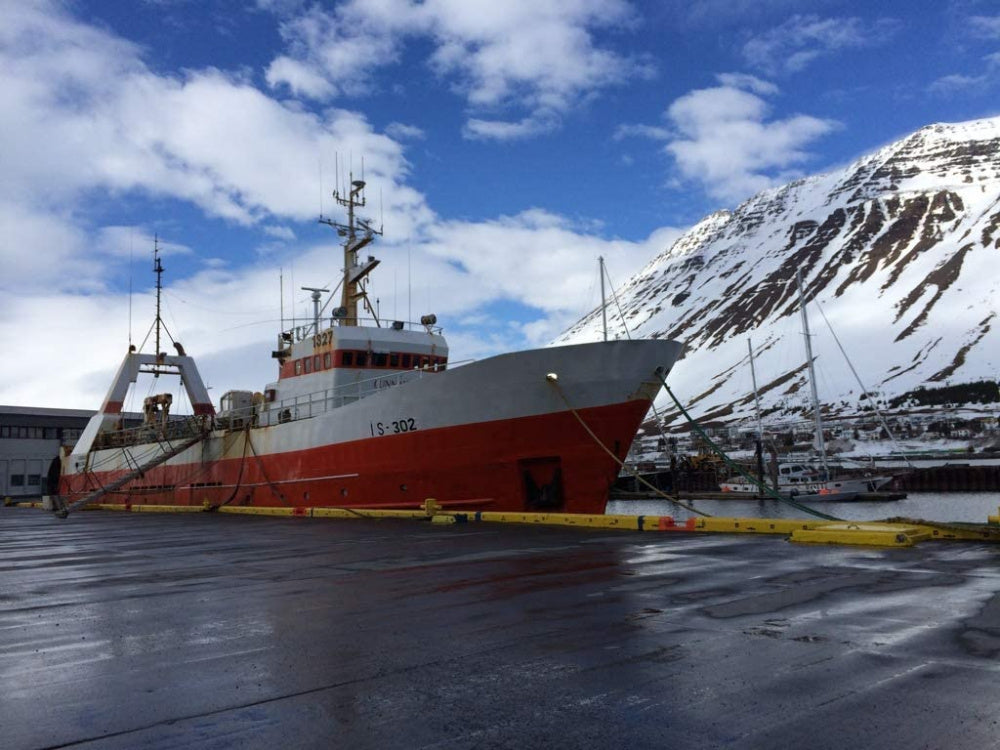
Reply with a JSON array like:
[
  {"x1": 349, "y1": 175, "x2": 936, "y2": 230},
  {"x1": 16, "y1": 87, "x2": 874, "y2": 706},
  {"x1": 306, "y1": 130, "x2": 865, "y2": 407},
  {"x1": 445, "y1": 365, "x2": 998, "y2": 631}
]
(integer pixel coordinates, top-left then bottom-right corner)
[
  {"x1": 544, "y1": 374, "x2": 711, "y2": 518},
  {"x1": 654, "y1": 373, "x2": 842, "y2": 522},
  {"x1": 594, "y1": 274, "x2": 839, "y2": 523}
]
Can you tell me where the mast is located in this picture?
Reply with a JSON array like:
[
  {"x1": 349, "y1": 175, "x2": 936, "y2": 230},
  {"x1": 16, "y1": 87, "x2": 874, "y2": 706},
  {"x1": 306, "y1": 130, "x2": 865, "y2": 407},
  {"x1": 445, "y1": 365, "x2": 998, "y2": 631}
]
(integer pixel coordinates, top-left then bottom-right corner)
[
  {"x1": 748, "y1": 336, "x2": 767, "y2": 497},
  {"x1": 154, "y1": 236, "x2": 163, "y2": 357},
  {"x1": 319, "y1": 172, "x2": 382, "y2": 327},
  {"x1": 796, "y1": 268, "x2": 829, "y2": 478},
  {"x1": 599, "y1": 256, "x2": 607, "y2": 342},
  {"x1": 748, "y1": 337, "x2": 763, "y2": 441},
  {"x1": 152, "y1": 236, "x2": 166, "y2": 375}
]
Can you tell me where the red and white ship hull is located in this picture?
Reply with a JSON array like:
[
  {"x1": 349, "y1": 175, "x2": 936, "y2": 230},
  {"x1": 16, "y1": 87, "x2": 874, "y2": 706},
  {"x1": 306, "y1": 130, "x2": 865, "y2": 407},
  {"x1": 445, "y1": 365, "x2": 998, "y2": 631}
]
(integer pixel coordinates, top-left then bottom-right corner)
[{"x1": 59, "y1": 340, "x2": 682, "y2": 514}]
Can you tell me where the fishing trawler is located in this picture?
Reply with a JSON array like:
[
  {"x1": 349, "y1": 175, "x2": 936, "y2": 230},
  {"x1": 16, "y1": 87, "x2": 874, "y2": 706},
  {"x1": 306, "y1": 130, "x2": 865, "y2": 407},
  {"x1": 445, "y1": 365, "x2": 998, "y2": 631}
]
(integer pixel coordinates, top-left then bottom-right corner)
[{"x1": 56, "y1": 178, "x2": 683, "y2": 516}]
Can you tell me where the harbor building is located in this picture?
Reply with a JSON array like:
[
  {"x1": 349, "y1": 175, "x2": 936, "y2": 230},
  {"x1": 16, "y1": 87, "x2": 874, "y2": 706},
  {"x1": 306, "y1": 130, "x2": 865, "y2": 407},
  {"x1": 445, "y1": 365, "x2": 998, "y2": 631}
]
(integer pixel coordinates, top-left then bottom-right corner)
[{"x1": 0, "y1": 406, "x2": 92, "y2": 499}]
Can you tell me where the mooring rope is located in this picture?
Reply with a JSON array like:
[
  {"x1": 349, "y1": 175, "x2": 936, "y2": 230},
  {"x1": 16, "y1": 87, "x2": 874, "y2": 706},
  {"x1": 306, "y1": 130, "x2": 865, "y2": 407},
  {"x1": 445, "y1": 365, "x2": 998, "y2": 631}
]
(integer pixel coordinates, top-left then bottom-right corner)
[
  {"x1": 244, "y1": 429, "x2": 290, "y2": 506},
  {"x1": 546, "y1": 375, "x2": 712, "y2": 517},
  {"x1": 218, "y1": 425, "x2": 252, "y2": 507},
  {"x1": 655, "y1": 372, "x2": 841, "y2": 521},
  {"x1": 598, "y1": 265, "x2": 838, "y2": 522}
]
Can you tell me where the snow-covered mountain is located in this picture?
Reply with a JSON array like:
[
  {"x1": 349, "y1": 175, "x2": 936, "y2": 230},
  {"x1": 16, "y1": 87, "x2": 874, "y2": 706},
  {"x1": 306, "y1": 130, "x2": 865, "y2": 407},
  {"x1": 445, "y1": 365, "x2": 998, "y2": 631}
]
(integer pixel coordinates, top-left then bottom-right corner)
[{"x1": 558, "y1": 117, "x2": 1000, "y2": 428}]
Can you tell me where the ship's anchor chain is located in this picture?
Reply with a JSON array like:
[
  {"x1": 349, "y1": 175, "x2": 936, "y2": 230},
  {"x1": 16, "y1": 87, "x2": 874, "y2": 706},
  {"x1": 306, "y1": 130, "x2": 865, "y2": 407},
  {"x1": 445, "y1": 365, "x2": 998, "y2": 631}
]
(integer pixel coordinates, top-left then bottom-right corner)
[{"x1": 544, "y1": 373, "x2": 711, "y2": 518}]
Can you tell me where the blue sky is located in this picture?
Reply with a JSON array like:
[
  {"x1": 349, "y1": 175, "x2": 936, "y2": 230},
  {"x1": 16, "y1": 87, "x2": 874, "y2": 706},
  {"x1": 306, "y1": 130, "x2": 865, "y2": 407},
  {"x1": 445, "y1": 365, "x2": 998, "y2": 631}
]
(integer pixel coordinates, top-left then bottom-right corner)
[{"x1": 2, "y1": 0, "x2": 999, "y2": 408}]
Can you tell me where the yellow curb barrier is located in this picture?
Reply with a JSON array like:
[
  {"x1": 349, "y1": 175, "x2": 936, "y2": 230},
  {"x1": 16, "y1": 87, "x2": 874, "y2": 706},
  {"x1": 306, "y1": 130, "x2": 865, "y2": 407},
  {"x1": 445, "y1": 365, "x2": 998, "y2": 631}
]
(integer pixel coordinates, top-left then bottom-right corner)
[
  {"x1": 790, "y1": 522, "x2": 931, "y2": 548},
  {"x1": 466, "y1": 511, "x2": 644, "y2": 530},
  {"x1": 19, "y1": 498, "x2": 1000, "y2": 548},
  {"x1": 115, "y1": 504, "x2": 204, "y2": 513},
  {"x1": 694, "y1": 517, "x2": 817, "y2": 535},
  {"x1": 216, "y1": 506, "x2": 300, "y2": 517},
  {"x1": 311, "y1": 507, "x2": 428, "y2": 520}
]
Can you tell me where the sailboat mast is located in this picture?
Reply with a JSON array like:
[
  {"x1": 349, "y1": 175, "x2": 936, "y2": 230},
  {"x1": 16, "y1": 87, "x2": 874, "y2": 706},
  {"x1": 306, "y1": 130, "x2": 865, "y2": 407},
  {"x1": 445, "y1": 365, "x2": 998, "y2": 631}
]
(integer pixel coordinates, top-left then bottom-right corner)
[
  {"x1": 748, "y1": 337, "x2": 763, "y2": 440},
  {"x1": 599, "y1": 256, "x2": 607, "y2": 342},
  {"x1": 796, "y1": 269, "x2": 829, "y2": 478}
]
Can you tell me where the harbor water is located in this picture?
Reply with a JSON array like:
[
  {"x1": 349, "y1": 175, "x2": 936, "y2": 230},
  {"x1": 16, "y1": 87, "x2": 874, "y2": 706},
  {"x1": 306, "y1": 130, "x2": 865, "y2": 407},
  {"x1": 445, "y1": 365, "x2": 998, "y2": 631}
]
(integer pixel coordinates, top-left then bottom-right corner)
[{"x1": 607, "y1": 491, "x2": 1000, "y2": 524}]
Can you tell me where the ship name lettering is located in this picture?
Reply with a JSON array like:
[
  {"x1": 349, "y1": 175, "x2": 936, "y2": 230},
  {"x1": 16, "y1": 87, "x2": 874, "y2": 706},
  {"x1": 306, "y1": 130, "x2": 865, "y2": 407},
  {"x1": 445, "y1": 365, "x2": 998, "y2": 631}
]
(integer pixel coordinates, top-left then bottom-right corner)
[{"x1": 369, "y1": 418, "x2": 417, "y2": 436}]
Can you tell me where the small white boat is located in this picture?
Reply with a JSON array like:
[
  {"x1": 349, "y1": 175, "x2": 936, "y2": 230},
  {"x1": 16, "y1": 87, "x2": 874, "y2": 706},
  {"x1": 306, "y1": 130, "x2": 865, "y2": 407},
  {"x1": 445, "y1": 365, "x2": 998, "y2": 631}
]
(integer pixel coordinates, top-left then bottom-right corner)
[{"x1": 719, "y1": 462, "x2": 893, "y2": 498}]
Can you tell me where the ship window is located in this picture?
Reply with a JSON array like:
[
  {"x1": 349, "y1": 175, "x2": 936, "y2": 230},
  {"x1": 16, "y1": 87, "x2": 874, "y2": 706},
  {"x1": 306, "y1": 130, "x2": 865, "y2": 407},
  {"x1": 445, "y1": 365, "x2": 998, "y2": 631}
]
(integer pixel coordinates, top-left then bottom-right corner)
[
  {"x1": 324, "y1": 352, "x2": 332, "y2": 369},
  {"x1": 421, "y1": 357, "x2": 430, "y2": 368},
  {"x1": 401, "y1": 354, "x2": 412, "y2": 368},
  {"x1": 374, "y1": 353, "x2": 387, "y2": 367},
  {"x1": 0, "y1": 426, "x2": 9, "y2": 438},
  {"x1": 341, "y1": 351, "x2": 353, "y2": 366},
  {"x1": 356, "y1": 352, "x2": 368, "y2": 367},
  {"x1": 10, "y1": 474, "x2": 23, "y2": 487},
  {"x1": 295, "y1": 360, "x2": 302, "y2": 375},
  {"x1": 313, "y1": 355, "x2": 321, "y2": 371},
  {"x1": 27, "y1": 474, "x2": 40, "y2": 486},
  {"x1": 304, "y1": 358, "x2": 313, "y2": 374},
  {"x1": 44, "y1": 427, "x2": 57, "y2": 439},
  {"x1": 389, "y1": 353, "x2": 399, "y2": 367}
]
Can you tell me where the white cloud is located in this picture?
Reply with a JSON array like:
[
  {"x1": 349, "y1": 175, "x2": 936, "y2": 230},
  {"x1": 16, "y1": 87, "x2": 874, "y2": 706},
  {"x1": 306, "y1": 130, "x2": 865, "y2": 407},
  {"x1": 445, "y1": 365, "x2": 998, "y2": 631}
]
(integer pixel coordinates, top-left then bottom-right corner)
[
  {"x1": 263, "y1": 0, "x2": 651, "y2": 139},
  {"x1": 715, "y1": 72, "x2": 779, "y2": 96},
  {"x1": 742, "y1": 15, "x2": 898, "y2": 75},
  {"x1": 614, "y1": 123, "x2": 672, "y2": 141},
  {"x1": 929, "y1": 51, "x2": 1000, "y2": 95},
  {"x1": 614, "y1": 75, "x2": 837, "y2": 203},
  {"x1": 265, "y1": 56, "x2": 336, "y2": 99},
  {"x1": 95, "y1": 227, "x2": 192, "y2": 259},
  {"x1": 262, "y1": 225, "x2": 297, "y2": 241},
  {"x1": 420, "y1": 209, "x2": 676, "y2": 322},
  {"x1": 463, "y1": 113, "x2": 560, "y2": 141},
  {"x1": 663, "y1": 0, "x2": 810, "y2": 29},
  {"x1": 0, "y1": 0, "x2": 427, "y2": 294},
  {"x1": 265, "y1": 4, "x2": 402, "y2": 98},
  {"x1": 970, "y1": 15, "x2": 1000, "y2": 39},
  {"x1": 665, "y1": 81, "x2": 837, "y2": 203},
  {"x1": 385, "y1": 122, "x2": 426, "y2": 140}
]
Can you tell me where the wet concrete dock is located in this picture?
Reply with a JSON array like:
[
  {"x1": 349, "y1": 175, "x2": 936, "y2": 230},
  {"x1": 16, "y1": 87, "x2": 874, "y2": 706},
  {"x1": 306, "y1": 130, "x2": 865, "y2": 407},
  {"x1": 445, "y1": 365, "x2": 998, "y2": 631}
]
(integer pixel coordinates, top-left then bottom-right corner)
[{"x1": 3, "y1": 507, "x2": 1000, "y2": 749}]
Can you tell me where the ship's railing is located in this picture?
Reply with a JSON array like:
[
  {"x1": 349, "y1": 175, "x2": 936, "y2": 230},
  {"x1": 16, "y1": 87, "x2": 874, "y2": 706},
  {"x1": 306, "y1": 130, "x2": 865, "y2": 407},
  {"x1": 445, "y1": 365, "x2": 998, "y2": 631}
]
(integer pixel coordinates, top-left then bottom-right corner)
[
  {"x1": 283, "y1": 318, "x2": 443, "y2": 343},
  {"x1": 243, "y1": 358, "x2": 474, "y2": 428},
  {"x1": 96, "y1": 359, "x2": 477, "y2": 441},
  {"x1": 93, "y1": 415, "x2": 210, "y2": 450},
  {"x1": 261, "y1": 367, "x2": 431, "y2": 426}
]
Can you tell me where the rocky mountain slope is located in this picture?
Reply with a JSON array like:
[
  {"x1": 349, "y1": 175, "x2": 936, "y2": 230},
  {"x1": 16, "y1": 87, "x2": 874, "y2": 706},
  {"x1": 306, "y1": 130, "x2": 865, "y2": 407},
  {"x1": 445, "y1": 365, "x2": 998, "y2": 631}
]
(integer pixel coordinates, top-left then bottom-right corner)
[{"x1": 558, "y1": 117, "x2": 1000, "y2": 428}]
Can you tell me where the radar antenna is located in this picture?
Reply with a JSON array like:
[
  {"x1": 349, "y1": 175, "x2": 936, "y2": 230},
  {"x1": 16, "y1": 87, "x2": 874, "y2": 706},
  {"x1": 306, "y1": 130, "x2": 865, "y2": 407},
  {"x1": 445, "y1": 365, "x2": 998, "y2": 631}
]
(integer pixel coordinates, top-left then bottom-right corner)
[
  {"x1": 318, "y1": 169, "x2": 383, "y2": 327},
  {"x1": 136, "y1": 235, "x2": 180, "y2": 376},
  {"x1": 154, "y1": 236, "x2": 164, "y2": 361}
]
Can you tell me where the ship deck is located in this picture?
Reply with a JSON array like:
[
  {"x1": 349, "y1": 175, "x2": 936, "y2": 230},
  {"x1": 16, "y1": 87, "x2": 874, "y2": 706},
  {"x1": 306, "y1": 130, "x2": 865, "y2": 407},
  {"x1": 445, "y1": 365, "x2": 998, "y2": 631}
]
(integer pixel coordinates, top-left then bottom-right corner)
[{"x1": 3, "y1": 506, "x2": 1000, "y2": 749}]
